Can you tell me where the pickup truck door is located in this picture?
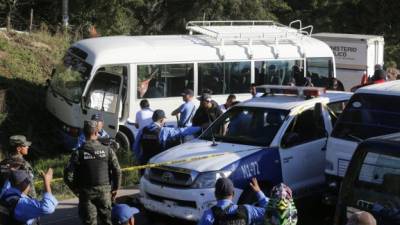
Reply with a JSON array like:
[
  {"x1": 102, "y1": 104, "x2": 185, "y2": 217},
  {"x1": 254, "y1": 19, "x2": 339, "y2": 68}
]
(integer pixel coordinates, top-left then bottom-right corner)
[{"x1": 279, "y1": 106, "x2": 327, "y2": 195}]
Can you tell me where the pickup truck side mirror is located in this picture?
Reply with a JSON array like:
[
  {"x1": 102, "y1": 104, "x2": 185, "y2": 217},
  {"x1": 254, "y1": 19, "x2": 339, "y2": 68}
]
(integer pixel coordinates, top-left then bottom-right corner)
[
  {"x1": 314, "y1": 103, "x2": 323, "y2": 121},
  {"x1": 314, "y1": 103, "x2": 326, "y2": 129},
  {"x1": 282, "y1": 132, "x2": 300, "y2": 148}
]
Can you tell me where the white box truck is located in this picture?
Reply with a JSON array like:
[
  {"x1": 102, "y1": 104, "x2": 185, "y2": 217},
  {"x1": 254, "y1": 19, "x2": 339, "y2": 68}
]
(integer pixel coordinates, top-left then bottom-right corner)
[{"x1": 313, "y1": 33, "x2": 384, "y2": 91}]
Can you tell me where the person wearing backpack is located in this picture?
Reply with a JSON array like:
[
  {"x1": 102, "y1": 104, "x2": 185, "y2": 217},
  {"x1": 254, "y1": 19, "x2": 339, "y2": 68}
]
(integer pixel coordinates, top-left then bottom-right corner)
[
  {"x1": 0, "y1": 168, "x2": 58, "y2": 225},
  {"x1": 198, "y1": 177, "x2": 269, "y2": 225},
  {"x1": 0, "y1": 135, "x2": 35, "y2": 197}
]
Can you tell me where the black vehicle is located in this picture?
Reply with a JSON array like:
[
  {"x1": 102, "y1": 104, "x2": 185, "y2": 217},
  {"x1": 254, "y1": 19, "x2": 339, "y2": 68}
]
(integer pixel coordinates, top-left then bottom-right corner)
[{"x1": 334, "y1": 133, "x2": 400, "y2": 225}]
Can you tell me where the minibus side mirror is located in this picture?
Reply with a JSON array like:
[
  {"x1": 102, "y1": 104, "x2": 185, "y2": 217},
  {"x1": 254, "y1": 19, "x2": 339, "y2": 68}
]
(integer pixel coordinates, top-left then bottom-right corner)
[{"x1": 81, "y1": 96, "x2": 87, "y2": 114}]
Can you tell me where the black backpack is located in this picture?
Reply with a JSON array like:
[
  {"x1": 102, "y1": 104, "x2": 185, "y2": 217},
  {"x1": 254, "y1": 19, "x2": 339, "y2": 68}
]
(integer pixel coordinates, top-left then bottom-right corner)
[
  {"x1": 0, "y1": 192, "x2": 23, "y2": 225},
  {"x1": 0, "y1": 159, "x2": 24, "y2": 190},
  {"x1": 211, "y1": 204, "x2": 248, "y2": 225}
]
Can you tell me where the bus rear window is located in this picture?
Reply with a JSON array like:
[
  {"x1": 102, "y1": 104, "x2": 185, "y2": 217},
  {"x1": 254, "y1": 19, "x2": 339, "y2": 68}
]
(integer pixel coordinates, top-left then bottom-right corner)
[
  {"x1": 306, "y1": 57, "x2": 333, "y2": 88},
  {"x1": 331, "y1": 93, "x2": 400, "y2": 141}
]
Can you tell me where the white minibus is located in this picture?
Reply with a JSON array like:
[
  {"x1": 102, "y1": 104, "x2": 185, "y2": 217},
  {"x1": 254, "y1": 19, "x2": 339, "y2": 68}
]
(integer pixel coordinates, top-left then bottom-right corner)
[{"x1": 45, "y1": 20, "x2": 338, "y2": 149}]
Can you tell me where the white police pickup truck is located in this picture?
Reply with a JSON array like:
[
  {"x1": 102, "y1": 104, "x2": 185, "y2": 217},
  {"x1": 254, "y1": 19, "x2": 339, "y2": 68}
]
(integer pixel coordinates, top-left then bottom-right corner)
[
  {"x1": 325, "y1": 80, "x2": 400, "y2": 194},
  {"x1": 139, "y1": 85, "x2": 352, "y2": 221}
]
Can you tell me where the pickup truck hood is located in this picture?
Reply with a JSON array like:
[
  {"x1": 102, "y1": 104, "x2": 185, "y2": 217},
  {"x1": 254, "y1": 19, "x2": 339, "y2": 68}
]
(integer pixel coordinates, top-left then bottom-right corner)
[{"x1": 149, "y1": 139, "x2": 263, "y2": 172}]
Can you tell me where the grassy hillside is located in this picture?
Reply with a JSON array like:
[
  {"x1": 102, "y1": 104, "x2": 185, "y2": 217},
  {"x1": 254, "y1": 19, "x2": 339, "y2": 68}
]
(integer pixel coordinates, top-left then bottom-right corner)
[
  {"x1": 0, "y1": 30, "x2": 70, "y2": 156},
  {"x1": 0, "y1": 30, "x2": 139, "y2": 199}
]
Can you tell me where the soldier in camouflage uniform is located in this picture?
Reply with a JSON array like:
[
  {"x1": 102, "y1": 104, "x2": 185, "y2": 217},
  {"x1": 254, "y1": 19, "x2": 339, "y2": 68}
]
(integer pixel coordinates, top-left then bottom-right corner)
[
  {"x1": 0, "y1": 135, "x2": 36, "y2": 197},
  {"x1": 64, "y1": 120, "x2": 121, "y2": 225}
]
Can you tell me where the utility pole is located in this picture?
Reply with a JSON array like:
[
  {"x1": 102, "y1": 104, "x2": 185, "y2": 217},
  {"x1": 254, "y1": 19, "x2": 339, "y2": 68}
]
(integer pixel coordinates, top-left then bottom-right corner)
[
  {"x1": 62, "y1": 0, "x2": 69, "y2": 31},
  {"x1": 29, "y1": 8, "x2": 33, "y2": 33}
]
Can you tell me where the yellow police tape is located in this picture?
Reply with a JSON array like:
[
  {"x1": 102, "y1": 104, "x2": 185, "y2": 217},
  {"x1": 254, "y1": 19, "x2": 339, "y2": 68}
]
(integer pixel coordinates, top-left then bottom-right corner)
[{"x1": 34, "y1": 146, "x2": 263, "y2": 186}]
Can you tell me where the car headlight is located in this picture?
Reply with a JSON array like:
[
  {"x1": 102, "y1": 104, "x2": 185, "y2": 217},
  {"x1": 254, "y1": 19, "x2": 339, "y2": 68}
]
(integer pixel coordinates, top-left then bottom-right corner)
[{"x1": 191, "y1": 170, "x2": 232, "y2": 189}]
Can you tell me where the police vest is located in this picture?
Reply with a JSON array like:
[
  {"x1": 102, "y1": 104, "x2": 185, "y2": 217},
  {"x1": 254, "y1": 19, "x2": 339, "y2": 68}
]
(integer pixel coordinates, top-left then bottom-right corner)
[
  {"x1": 140, "y1": 126, "x2": 162, "y2": 163},
  {"x1": 211, "y1": 204, "x2": 248, "y2": 225},
  {"x1": 77, "y1": 144, "x2": 110, "y2": 187}
]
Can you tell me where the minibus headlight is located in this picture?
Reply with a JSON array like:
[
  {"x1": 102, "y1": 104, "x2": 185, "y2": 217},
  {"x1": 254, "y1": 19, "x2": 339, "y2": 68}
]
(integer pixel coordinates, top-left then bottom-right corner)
[{"x1": 191, "y1": 170, "x2": 232, "y2": 189}]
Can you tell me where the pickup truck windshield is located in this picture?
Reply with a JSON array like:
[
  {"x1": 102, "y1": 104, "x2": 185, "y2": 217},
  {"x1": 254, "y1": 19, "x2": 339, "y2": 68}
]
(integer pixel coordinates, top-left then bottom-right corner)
[
  {"x1": 50, "y1": 51, "x2": 92, "y2": 103},
  {"x1": 331, "y1": 93, "x2": 400, "y2": 141},
  {"x1": 201, "y1": 107, "x2": 288, "y2": 146}
]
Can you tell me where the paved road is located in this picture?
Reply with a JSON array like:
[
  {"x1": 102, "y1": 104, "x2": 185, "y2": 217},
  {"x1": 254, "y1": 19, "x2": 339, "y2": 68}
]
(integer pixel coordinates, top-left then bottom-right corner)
[
  {"x1": 41, "y1": 188, "x2": 333, "y2": 225},
  {"x1": 41, "y1": 188, "x2": 194, "y2": 225}
]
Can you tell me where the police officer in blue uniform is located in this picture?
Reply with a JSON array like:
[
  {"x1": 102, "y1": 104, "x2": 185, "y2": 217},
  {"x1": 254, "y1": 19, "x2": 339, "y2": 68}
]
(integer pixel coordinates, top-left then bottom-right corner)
[
  {"x1": 134, "y1": 109, "x2": 201, "y2": 165},
  {"x1": 0, "y1": 169, "x2": 58, "y2": 225},
  {"x1": 198, "y1": 177, "x2": 269, "y2": 225},
  {"x1": 76, "y1": 114, "x2": 110, "y2": 150}
]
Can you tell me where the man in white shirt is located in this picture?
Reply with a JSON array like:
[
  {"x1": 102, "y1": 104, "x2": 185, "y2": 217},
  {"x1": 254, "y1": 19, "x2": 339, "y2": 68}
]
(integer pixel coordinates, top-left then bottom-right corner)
[{"x1": 134, "y1": 99, "x2": 153, "y2": 130}]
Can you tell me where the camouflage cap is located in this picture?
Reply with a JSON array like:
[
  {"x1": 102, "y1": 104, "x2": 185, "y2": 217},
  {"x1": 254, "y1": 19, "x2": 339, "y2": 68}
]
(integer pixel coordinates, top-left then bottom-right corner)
[{"x1": 9, "y1": 135, "x2": 31, "y2": 147}]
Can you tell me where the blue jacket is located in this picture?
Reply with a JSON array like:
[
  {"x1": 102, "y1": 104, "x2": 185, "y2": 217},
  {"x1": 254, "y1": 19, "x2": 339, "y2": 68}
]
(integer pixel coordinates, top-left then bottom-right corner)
[
  {"x1": 133, "y1": 122, "x2": 201, "y2": 160},
  {"x1": 75, "y1": 129, "x2": 109, "y2": 150},
  {"x1": 198, "y1": 191, "x2": 269, "y2": 225},
  {"x1": 1, "y1": 187, "x2": 58, "y2": 225}
]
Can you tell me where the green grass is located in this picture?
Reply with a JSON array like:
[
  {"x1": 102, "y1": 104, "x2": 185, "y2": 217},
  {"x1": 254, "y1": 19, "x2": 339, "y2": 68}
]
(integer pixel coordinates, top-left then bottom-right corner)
[{"x1": 32, "y1": 147, "x2": 140, "y2": 200}]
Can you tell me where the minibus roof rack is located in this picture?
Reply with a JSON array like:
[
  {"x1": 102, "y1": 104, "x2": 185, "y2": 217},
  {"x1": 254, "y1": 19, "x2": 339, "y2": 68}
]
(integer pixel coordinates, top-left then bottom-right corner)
[{"x1": 186, "y1": 20, "x2": 313, "y2": 60}]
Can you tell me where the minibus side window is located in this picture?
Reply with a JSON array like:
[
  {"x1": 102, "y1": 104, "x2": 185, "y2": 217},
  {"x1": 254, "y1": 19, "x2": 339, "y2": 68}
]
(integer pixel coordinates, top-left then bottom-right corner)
[
  {"x1": 198, "y1": 62, "x2": 251, "y2": 94},
  {"x1": 137, "y1": 64, "x2": 194, "y2": 98},
  {"x1": 254, "y1": 60, "x2": 303, "y2": 86}
]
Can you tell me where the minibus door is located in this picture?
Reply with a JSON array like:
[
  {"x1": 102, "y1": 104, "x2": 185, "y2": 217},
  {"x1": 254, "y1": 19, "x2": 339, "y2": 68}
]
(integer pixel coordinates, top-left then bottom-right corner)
[{"x1": 82, "y1": 71, "x2": 123, "y2": 138}]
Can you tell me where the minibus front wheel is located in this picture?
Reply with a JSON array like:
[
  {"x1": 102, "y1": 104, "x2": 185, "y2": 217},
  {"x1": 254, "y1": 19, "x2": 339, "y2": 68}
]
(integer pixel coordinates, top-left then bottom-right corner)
[{"x1": 115, "y1": 130, "x2": 130, "y2": 151}]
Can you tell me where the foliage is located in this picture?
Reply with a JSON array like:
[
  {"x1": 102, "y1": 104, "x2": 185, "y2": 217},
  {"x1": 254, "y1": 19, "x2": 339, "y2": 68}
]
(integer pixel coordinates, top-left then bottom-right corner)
[
  {"x1": 2, "y1": 0, "x2": 400, "y2": 66},
  {"x1": 0, "y1": 30, "x2": 70, "y2": 157}
]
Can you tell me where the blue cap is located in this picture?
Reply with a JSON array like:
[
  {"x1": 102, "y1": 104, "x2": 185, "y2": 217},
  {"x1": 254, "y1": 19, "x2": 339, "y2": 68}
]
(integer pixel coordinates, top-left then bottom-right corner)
[
  {"x1": 111, "y1": 204, "x2": 139, "y2": 225},
  {"x1": 152, "y1": 109, "x2": 166, "y2": 122},
  {"x1": 11, "y1": 170, "x2": 32, "y2": 187},
  {"x1": 215, "y1": 178, "x2": 235, "y2": 198}
]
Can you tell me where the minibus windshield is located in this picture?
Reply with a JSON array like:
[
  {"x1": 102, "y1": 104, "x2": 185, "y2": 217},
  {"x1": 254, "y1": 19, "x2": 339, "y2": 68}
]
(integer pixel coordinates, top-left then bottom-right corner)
[
  {"x1": 201, "y1": 107, "x2": 288, "y2": 146},
  {"x1": 331, "y1": 93, "x2": 400, "y2": 142},
  {"x1": 50, "y1": 52, "x2": 92, "y2": 103}
]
